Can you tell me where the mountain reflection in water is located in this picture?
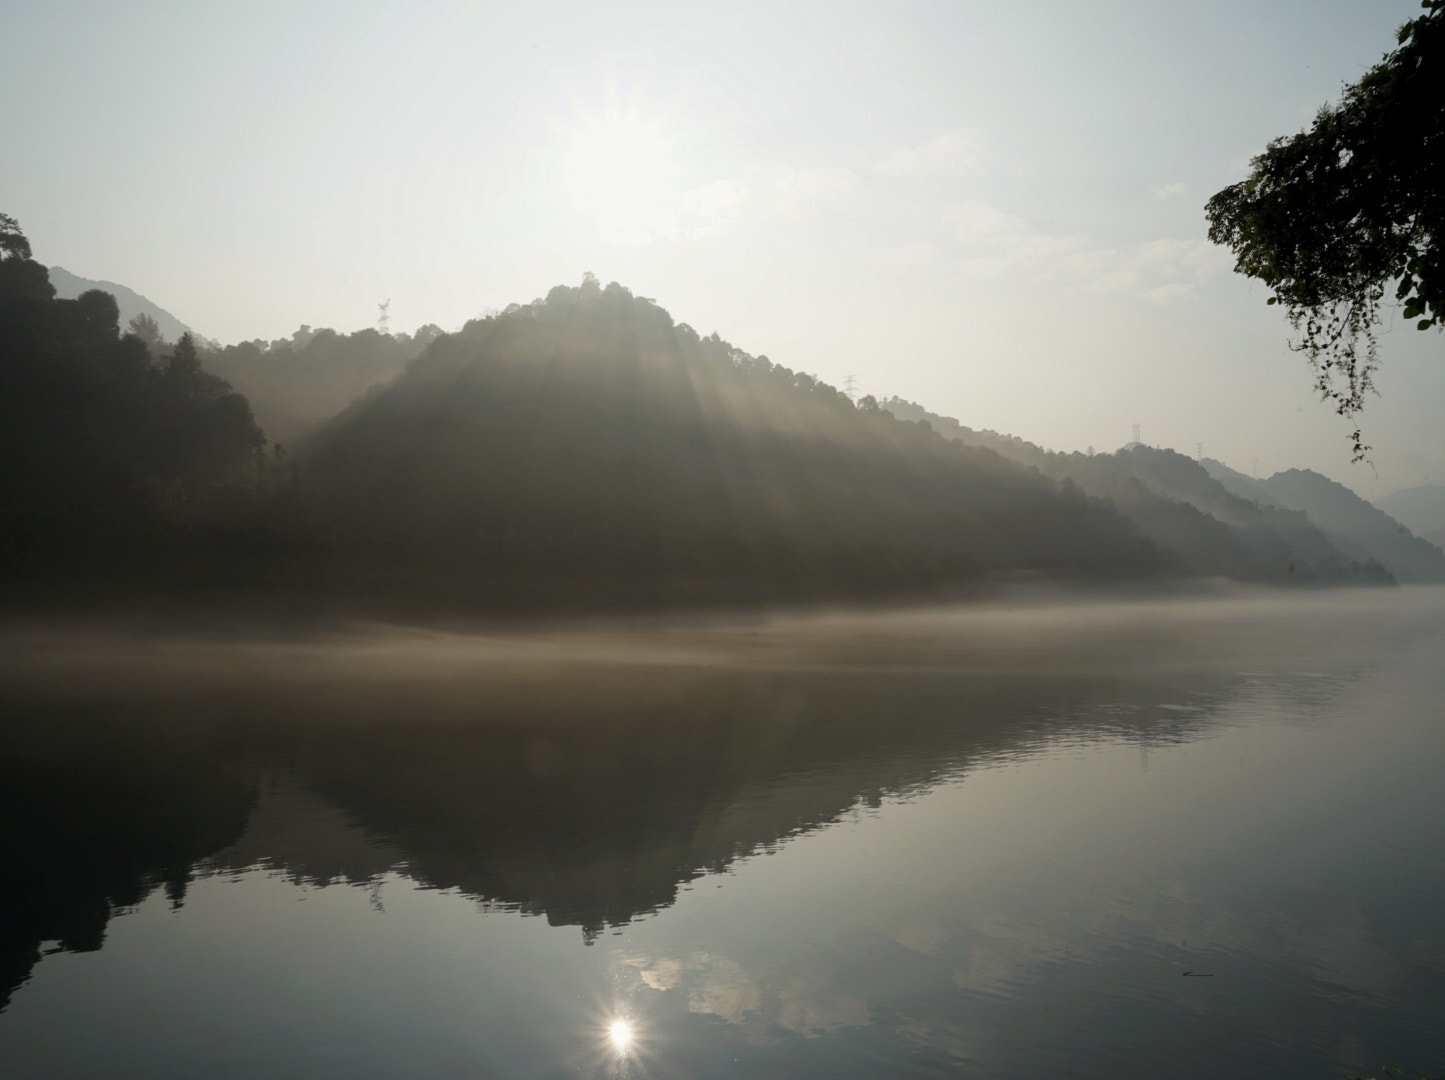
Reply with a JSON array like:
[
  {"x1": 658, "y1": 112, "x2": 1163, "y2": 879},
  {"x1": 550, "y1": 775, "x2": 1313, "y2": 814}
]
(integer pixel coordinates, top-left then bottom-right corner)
[{"x1": 1, "y1": 590, "x2": 1442, "y2": 1078}]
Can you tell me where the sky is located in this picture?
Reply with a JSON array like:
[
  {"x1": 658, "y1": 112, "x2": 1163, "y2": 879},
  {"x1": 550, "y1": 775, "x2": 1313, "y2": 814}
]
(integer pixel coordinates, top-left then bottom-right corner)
[{"x1": 4, "y1": 0, "x2": 1442, "y2": 498}]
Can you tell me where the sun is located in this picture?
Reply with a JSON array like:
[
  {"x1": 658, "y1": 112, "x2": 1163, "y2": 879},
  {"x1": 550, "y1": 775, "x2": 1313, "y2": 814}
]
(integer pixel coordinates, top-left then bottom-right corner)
[{"x1": 565, "y1": 110, "x2": 677, "y2": 243}]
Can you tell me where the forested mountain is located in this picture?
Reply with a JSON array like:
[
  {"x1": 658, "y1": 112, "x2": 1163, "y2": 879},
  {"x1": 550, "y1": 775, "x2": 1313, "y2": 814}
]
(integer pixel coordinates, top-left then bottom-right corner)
[
  {"x1": 301, "y1": 277, "x2": 1169, "y2": 606},
  {"x1": 881, "y1": 398, "x2": 1391, "y2": 585},
  {"x1": 1375, "y1": 485, "x2": 1445, "y2": 551},
  {"x1": 46, "y1": 266, "x2": 196, "y2": 345},
  {"x1": 204, "y1": 325, "x2": 435, "y2": 447},
  {"x1": 1202, "y1": 461, "x2": 1445, "y2": 583},
  {"x1": 1, "y1": 219, "x2": 312, "y2": 594},
  {"x1": 1, "y1": 208, "x2": 1406, "y2": 610}
]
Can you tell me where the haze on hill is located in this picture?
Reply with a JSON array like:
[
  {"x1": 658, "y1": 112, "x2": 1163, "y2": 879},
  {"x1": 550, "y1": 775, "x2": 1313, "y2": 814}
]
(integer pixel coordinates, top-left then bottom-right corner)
[{"x1": 4, "y1": 220, "x2": 1428, "y2": 614}]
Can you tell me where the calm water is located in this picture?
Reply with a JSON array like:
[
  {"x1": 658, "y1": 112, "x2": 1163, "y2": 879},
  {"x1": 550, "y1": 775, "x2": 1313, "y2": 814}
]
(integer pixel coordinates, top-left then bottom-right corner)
[{"x1": 1, "y1": 589, "x2": 1443, "y2": 1078}]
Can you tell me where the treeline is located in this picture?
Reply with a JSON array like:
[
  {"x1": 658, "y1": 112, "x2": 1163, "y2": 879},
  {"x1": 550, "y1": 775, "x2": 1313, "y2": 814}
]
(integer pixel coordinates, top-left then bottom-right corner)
[{"x1": 0, "y1": 216, "x2": 319, "y2": 598}]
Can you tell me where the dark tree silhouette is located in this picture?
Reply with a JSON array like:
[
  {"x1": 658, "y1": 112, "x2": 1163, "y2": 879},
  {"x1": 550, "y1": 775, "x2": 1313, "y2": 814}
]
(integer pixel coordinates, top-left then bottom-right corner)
[
  {"x1": 0, "y1": 215, "x2": 315, "y2": 596},
  {"x1": 1206, "y1": 1, "x2": 1444, "y2": 460},
  {"x1": 0, "y1": 213, "x2": 31, "y2": 261},
  {"x1": 165, "y1": 331, "x2": 203, "y2": 380}
]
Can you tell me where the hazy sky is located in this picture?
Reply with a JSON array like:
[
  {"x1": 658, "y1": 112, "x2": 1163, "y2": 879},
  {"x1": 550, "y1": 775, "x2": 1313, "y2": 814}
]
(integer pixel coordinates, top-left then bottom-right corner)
[{"x1": 5, "y1": 0, "x2": 1441, "y2": 496}]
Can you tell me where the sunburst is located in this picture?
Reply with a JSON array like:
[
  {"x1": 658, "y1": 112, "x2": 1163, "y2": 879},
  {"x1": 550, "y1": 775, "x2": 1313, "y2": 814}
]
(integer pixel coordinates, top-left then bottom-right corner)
[{"x1": 564, "y1": 108, "x2": 678, "y2": 243}]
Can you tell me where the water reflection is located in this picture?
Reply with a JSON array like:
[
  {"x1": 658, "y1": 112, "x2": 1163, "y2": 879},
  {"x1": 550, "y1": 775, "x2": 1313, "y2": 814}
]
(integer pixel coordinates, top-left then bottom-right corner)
[
  {"x1": 0, "y1": 605, "x2": 1272, "y2": 995},
  {"x1": 0, "y1": 707, "x2": 260, "y2": 1012},
  {"x1": 608, "y1": 1019, "x2": 634, "y2": 1051},
  {"x1": 0, "y1": 591, "x2": 1441, "y2": 1077}
]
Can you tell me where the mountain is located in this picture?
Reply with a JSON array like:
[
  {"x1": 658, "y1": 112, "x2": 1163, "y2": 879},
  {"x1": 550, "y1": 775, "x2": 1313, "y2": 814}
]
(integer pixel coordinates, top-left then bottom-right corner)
[
  {"x1": 1375, "y1": 485, "x2": 1445, "y2": 551},
  {"x1": 45, "y1": 266, "x2": 196, "y2": 344},
  {"x1": 880, "y1": 398, "x2": 1390, "y2": 586},
  {"x1": 302, "y1": 278, "x2": 1170, "y2": 607},
  {"x1": 1, "y1": 215, "x2": 1408, "y2": 608},
  {"x1": 1203, "y1": 462, "x2": 1445, "y2": 584}
]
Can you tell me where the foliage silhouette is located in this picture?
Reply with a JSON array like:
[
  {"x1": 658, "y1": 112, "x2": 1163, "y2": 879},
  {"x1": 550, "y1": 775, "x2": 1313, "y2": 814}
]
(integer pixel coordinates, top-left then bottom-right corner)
[
  {"x1": 1205, "y1": 1, "x2": 1445, "y2": 459},
  {"x1": 0, "y1": 213, "x2": 32, "y2": 262}
]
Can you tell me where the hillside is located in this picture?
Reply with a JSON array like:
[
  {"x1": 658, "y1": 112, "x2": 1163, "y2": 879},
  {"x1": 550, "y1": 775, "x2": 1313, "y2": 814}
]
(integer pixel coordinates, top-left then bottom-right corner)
[
  {"x1": 302, "y1": 278, "x2": 1170, "y2": 606},
  {"x1": 881, "y1": 397, "x2": 1391, "y2": 586},
  {"x1": 1203, "y1": 462, "x2": 1445, "y2": 584}
]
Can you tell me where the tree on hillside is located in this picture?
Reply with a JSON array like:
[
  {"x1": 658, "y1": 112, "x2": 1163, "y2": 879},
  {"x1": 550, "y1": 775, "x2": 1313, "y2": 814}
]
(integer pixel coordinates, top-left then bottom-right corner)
[
  {"x1": 166, "y1": 332, "x2": 203, "y2": 381},
  {"x1": 1205, "y1": 0, "x2": 1443, "y2": 460},
  {"x1": 128, "y1": 312, "x2": 165, "y2": 351}
]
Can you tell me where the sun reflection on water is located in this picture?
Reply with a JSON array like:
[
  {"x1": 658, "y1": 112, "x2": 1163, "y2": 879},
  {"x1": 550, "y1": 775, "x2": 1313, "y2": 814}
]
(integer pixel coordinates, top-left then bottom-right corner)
[{"x1": 608, "y1": 1018, "x2": 634, "y2": 1052}]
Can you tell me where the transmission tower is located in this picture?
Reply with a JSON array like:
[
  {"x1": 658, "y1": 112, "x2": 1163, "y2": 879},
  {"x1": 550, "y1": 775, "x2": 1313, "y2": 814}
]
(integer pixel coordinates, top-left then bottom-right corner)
[
  {"x1": 1132, "y1": 423, "x2": 1141, "y2": 445},
  {"x1": 843, "y1": 374, "x2": 859, "y2": 401},
  {"x1": 377, "y1": 298, "x2": 391, "y2": 336},
  {"x1": 1196, "y1": 442, "x2": 1204, "y2": 459}
]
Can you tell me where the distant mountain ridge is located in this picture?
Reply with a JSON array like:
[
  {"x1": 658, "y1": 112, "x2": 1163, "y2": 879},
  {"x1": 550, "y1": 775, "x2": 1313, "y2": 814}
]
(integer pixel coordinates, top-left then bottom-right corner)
[
  {"x1": 881, "y1": 397, "x2": 1392, "y2": 586},
  {"x1": 45, "y1": 266, "x2": 196, "y2": 344},
  {"x1": 1202, "y1": 461, "x2": 1445, "y2": 584}
]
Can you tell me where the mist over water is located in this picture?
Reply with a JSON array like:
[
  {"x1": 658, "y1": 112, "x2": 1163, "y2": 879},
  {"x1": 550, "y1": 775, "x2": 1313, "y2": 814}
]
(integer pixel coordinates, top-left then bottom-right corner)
[
  {"x1": 6, "y1": 5, "x2": 1445, "y2": 1074},
  {"x1": 1, "y1": 588, "x2": 1443, "y2": 1078}
]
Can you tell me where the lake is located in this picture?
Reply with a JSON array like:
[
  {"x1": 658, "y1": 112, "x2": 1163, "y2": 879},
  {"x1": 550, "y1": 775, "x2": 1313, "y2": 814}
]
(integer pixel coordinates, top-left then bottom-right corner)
[{"x1": 1, "y1": 588, "x2": 1443, "y2": 1078}]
